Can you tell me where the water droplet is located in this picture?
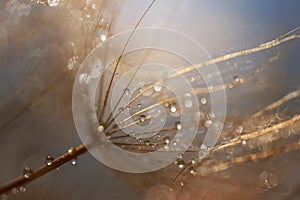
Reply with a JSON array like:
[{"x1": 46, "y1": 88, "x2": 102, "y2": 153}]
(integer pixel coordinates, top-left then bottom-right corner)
[
  {"x1": 235, "y1": 125, "x2": 243, "y2": 133},
  {"x1": 153, "y1": 83, "x2": 162, "y2": 92},
  {"x1": 137, "y1": 104, "x2": 141, "y2": 108},
  {"x1": 19, "y1": 186, "x2": 26, "y2": 193},
  {"x1": 242, "y1": 140, "x2": 247, "y2": 145},
  {"x1": 0, "y1": 194, "x2": 8, "y2": 200},
  {"x1": 118, "y1": 107, "x2": 124, "y2": 112},
  {"x1": 164, "y1": 137, "x2": 170, "y2": 144},
  {"x1": 129, "y1": 132, "x2": 136, "y2": 137},
  {"x1": 233, "y1": 76, "x2": 243, "y2": 84},
  {"x1": 170, "y1": 105, "x2": 177, "y2": 113},
  {"x1": 144, "y1": 140, "x2": 150, "y2": 146},
  {"x1": 124, "y1": 88, "x2": 130, "y2": 95},
  {"x1": 139, "y1": 115, "x2": 146, "y2": 122},
  {"x1": 180, "y1": 182, "x2": 184, "y2": 187},
  {"x1": 200, "y1": 97, "x2": 207, "y2": 105},
  {"x1": 200, "y1": 144, "x2": 208, "y2": 150},
  {"x1": 190, "y1": 76, "x2": 195, "y2": 82},
  {"x1": 184, "y1": 99, "x2": 193, "y2": 108},
  {"x1": 189, "y1": 167, "x2": 196, "y2": 174},
  {"x1": 115, "y1": 73, "x2": 119, "y2": 77},
  {"x1": 204, "y1": 120, "x2": 212, "y2": 128},
  {"x1": 66, "y1": 56, "x2": 77, "y2": 71},
  {"x1": 71, "y1": 158, "x2": 77, "y2": 165},
  {"x1": 259, "y1": 171, "x2": 269, "y2": 181},
  {"x1": 11, "y1": 187, "x2": 19, "y2": 194},
  {"x1": 47, "y1": 0, "x2": 59, "y2": 6},
  {"x1": 267, "y1": 173, "x2": 278, "y2": 188},
  {"x1": 177, "y1": 159, "x2": 185, "y2": 169},
  {"x1": 23, "y1": 167, "x2": 33, "y2": 179},
  {"x1": 91, "y1": 4, "x2": 97, "y2": 9},
  {"x1": 78, "y1": 73, "x2": 89, "y2": 84},
  {"x1": 68, "y1": 147, "x2": 75, "y2": 154},
  {"x1": 45, "y1": 155, "x2": 54, "y2": 166},
  {"x1": 100, "y1": 34, "x2": 107, "y2": 42},
  {"x1": 220, "y1": 169, "x2": 232, "y2": 179},
  {"x1": 98, "y1": 125, "x2": 104, "y2": 132},
  {"x1": 175, "y1": 121, "x2": 182, "y2": 130},
  {"x1": 259, "y1": 171, "x2": 278, "y2": 189}
]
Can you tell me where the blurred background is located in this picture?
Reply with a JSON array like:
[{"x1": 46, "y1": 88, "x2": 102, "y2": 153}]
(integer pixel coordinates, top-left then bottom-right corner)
[{"x1": 0, "y1": 0, "x2": 299, "y2": 199}]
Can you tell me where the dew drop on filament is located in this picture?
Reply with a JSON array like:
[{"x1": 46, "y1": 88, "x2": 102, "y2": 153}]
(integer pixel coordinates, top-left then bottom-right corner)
[
  {"x1": 235, "y1": 125, "x2": 244, "y2": 133},
  {"x1": 144, "y1": 140, "x2": 150, "y2": 146},
  {"x1": 139, "y1": 115, "x2": 146, "y2": 122},
  {"x1": 175, "y1": 121, "x2": 182, "y2": 130},
  {"x1": 164, "y1": 137, "x2": 170, "y2": 144},
  {"x1": 170, "y1": 105, "x2": 177, "y2": 113},
  {"x1": 23, "y1": 167, "x2": 33, "y2": 179},
  {"x1": 176, "y1": 159, "x2": 185, "y2": 169},
  {"x1": 200, "y1": 97, "x2": 207, "y2": 105},
  {"x1": 189, "y1": 167, "x2": 196, "y2": 174},
  {"x1": 153, "y1": 83, "x2": 162, "y2": 92},
  {"x1": 124, "y1": 88, "x2": 130, "y2": 96},
  {"x1": 68, "y1": 147, "x2": 75, "y2": 154},
  {"x1": 45, "y1": 155, "x2": 54, "y2": 166},
  {"x1": 190, "y1": 76, "x2": 195, "y2": 83},
  {"x1": 19, "y1": 186, "x2": 26, "y2": 193},
  {"x1": 71, "y1": 158, "x2": 77, "y2": 165},
  {"x1": 204, "y1": 120, "x2": 212, "y2": 128},
  {"x1": 97, "y1": 125, "x2": 104, "y2": 133}
]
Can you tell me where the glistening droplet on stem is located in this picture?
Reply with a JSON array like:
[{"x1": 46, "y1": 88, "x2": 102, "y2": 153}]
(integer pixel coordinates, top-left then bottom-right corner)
[
  {"x1": 45, "y1": 155, "x2": 54, "y2": 166},
  {"x1": 23, "y1": 167, "x2": 33, "y2": 179}
]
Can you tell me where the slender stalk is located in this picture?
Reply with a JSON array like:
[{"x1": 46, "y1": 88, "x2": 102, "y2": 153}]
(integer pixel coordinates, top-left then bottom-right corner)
[{"x1": 0, "y1": 145, "x2": 87, "y2": 195}]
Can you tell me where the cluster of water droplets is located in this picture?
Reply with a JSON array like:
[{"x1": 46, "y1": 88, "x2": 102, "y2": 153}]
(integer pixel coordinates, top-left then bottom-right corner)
[{"x1": 258, "y1": 170, "x2": 279, "y2": 191}]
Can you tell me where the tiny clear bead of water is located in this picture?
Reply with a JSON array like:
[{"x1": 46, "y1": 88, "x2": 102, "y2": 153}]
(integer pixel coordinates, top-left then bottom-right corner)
[
  {"x1": 19, "y1": 186, "x2": 26, "y2": 193},
  {"x1": 175, "y1": 122, "x2": 182, "y2": 130},
  {"x1": 164, "y1": 137, "x2": 170, "y2": 144},
  {"x1": 45, "y1": 155, "x2": 54, "y2": 166},
  {"x1": 23, "y1": 167, "x2": 33, "y2": 179}
]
